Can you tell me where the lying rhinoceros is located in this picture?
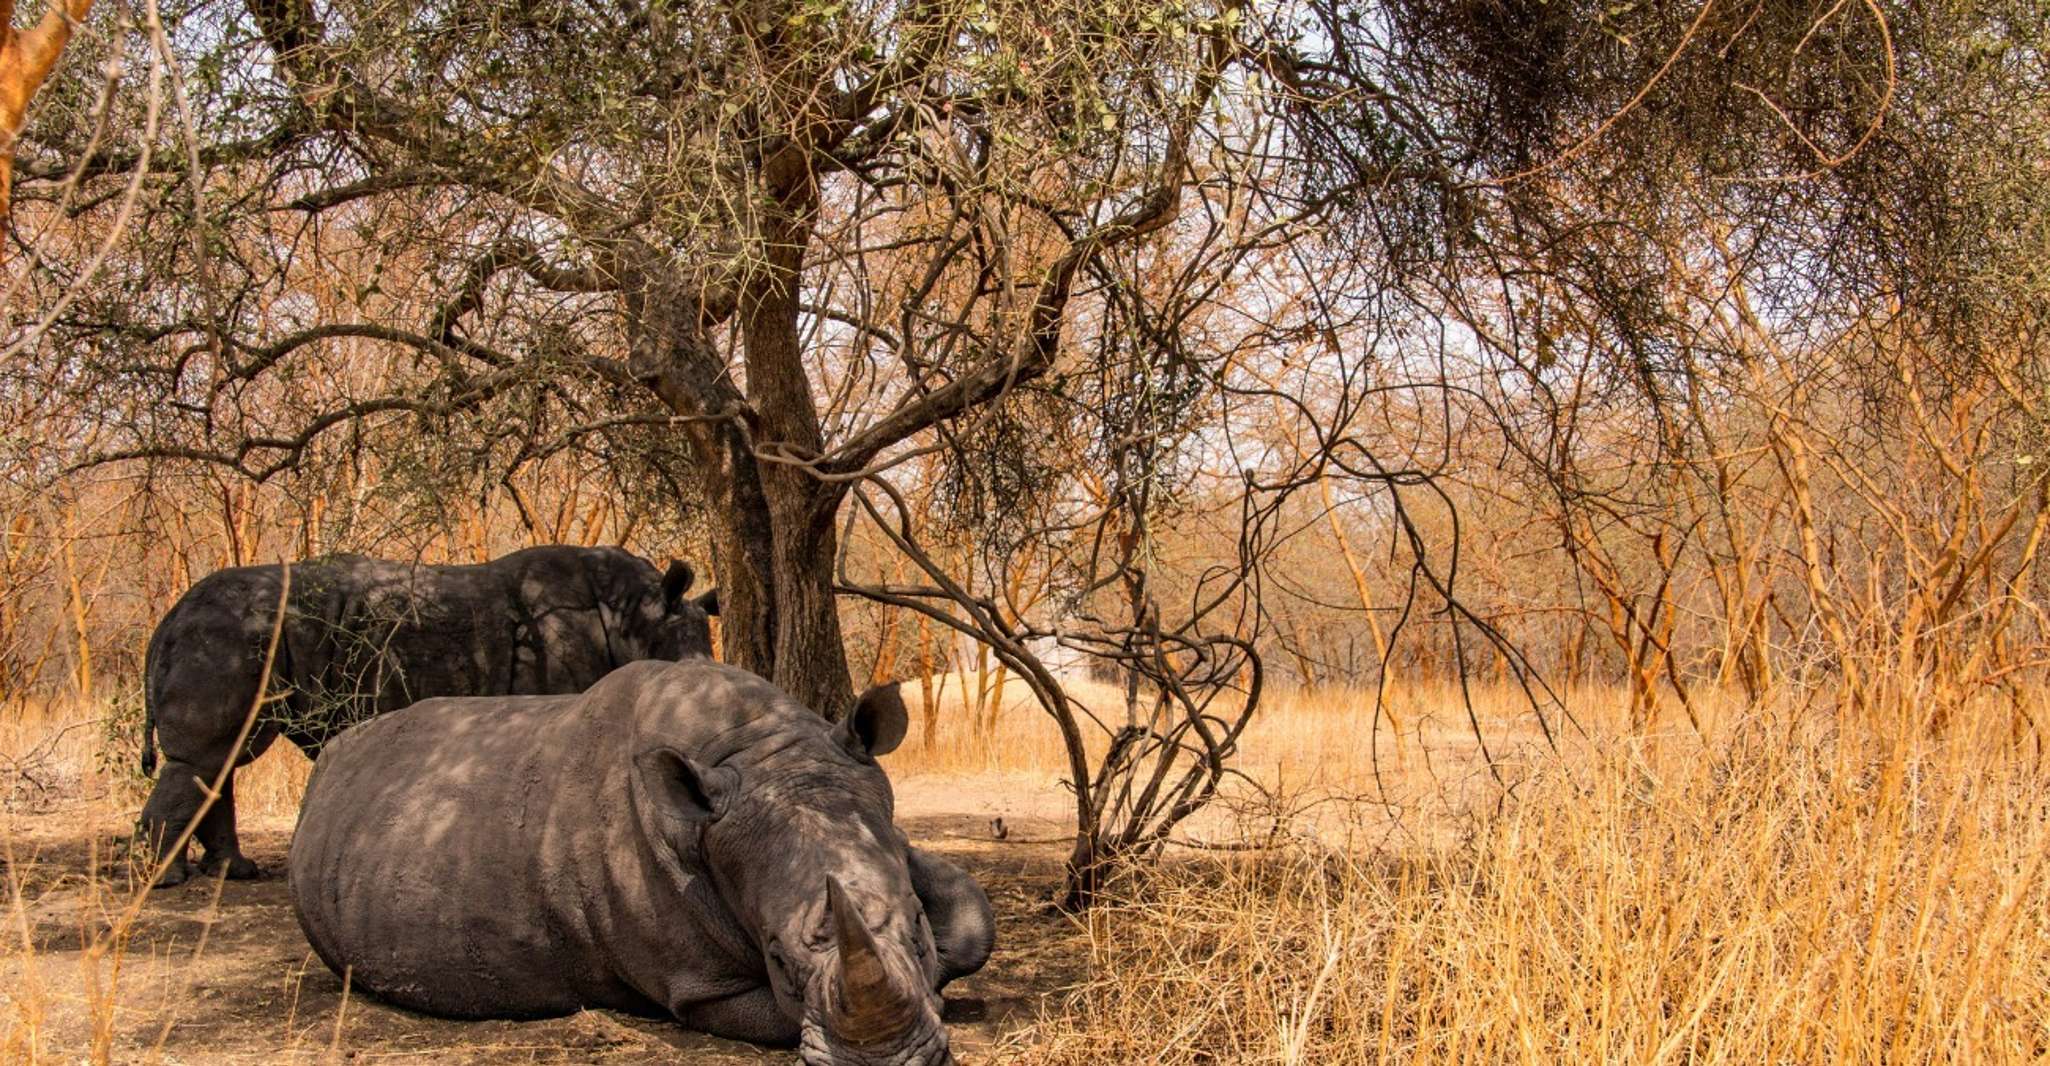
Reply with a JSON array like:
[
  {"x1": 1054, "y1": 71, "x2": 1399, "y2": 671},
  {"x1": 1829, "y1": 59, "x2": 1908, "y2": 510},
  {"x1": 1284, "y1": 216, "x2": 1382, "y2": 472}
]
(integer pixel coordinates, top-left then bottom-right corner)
[
  {"x1": 287, "y1": 659, "x2": 995, "y2": 1066},
  {"x1": 140, "y1": 545, "x2": 716, "y2": 887}
]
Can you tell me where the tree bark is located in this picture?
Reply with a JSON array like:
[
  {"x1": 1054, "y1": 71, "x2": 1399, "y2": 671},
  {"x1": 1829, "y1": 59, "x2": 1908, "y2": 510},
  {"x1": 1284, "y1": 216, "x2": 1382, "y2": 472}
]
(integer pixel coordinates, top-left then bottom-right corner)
[
  {"x1": 653, "y1": 365, "x2": 854, "y2": 718},
  {"x1": 740, "y1": 195, "x2": 856, "y2": 717},
  {"x1": 636, "y1": 200, "x2": 857, "y2": 718}
]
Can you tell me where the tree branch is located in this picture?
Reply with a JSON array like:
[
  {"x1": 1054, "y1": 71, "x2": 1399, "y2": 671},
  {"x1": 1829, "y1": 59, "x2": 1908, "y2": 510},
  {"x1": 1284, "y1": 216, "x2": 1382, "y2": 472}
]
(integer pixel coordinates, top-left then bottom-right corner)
[
  {"x1": 18, "y1": 126, "x2": 298, "y2": 184},
  {"x1": 243, "y1": 0, "x2": 631, "y2": 237},
  {"x1": 285, "y1": 167, "x2": 439, "y2": 211},
  {"x1": 820, "y1": 124, "x2": 1196, "y2": 477}
]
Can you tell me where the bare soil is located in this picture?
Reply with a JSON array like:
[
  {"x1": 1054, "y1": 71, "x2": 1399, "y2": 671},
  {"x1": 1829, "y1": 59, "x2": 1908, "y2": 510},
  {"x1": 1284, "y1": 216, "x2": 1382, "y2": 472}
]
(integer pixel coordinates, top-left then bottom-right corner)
[{"x1": 2, "y1": 777, "x2": 1089, "y2": 1064}]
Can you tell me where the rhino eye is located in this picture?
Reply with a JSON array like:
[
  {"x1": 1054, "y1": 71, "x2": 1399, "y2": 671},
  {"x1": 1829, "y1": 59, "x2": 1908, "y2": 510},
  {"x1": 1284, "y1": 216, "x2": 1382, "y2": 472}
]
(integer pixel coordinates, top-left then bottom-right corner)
[
  {"x1": 912, "y1": 913, "x2": 932, "y2": 959},
  {"x1": 803, "y1": 925, "x2": 835, "y2": 953},
  {"x1": 766, "y1": 941, "x2": 800, "y2": 993}
]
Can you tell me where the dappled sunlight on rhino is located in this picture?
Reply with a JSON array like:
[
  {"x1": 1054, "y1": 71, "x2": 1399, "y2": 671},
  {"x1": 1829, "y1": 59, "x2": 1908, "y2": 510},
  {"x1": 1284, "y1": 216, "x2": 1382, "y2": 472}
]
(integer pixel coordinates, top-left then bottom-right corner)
[
  {"x1": 287, "y1": 659, "x2": 994, "y2": 1066},
  {"x1": 137, "y1": 546, "x2": 716, "y2": 887}
]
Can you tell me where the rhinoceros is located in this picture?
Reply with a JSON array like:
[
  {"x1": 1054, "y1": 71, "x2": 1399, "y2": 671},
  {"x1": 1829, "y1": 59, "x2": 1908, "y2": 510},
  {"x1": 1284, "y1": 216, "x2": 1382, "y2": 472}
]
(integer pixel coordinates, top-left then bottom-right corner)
[
  {"x1": 287, "y1": 659, "x2": 995, "y2": 1066},
  {"x1": 139, "y1": 545, "x2": 716, "y2": 887}
]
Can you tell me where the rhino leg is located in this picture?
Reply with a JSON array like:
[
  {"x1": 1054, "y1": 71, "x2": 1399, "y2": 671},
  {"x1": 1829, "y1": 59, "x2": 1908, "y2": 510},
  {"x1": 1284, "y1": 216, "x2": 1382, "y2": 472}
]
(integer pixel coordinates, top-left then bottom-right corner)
[
  {"x1": 138, "y1": 719, "x2": 278, "y2": 888},
  {"x1": 908, "y1": 846, "x2": 996, "y2": 988},
  {"x1": 194, "y1": 772, "x2": 261, "y2": 880},
  {"x1": 138, "y1": 757, "x2": 207, "y2": 887},
  {"x1": 676, "y1": 986, "x2": 799, "y2": 1047}
]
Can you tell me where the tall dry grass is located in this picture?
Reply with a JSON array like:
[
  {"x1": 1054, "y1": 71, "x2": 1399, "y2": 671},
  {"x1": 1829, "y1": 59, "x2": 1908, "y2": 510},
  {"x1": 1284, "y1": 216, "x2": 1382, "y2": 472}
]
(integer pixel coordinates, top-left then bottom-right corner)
[
  {"x1": 1004, "y1": 702, "x2": 2050, "y2": 1064},
  {"x1": 0, "y1": 693, "x2": 313, "y2": 822}
]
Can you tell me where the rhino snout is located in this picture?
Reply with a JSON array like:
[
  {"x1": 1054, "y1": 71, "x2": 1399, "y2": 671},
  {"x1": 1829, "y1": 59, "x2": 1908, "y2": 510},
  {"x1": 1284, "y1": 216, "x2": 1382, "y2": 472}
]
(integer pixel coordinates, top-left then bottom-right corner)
[
  {"x1": 792, "y1": 877, "x2": 953, "y2": 1065},
  {"x1": 798, "y1": 1021, "x2": 952, "y2": 1066}
]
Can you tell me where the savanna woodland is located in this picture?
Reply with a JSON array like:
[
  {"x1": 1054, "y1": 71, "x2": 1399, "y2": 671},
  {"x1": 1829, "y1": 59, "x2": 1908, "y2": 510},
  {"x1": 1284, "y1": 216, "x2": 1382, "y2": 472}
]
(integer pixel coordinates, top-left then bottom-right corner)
[{"x1": 1, "y1": 0, "x2": 2047, "y2": 1060}]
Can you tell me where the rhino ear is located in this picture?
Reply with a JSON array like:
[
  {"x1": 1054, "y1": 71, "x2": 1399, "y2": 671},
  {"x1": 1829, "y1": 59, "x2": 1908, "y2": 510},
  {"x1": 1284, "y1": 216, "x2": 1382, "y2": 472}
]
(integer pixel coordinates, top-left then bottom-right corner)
[
  {"x1": 838, "y1": 683, "x2": 909, "y2": 758},
  {"x1": 635, "y1": 746, "x2": 735, "y2": 823},
  {"x1": 693, "y1": 586, "x2": 720, "y2": 617},
  {"x1": 661, "y1": 560, "x2": 696, "y2": 608}
]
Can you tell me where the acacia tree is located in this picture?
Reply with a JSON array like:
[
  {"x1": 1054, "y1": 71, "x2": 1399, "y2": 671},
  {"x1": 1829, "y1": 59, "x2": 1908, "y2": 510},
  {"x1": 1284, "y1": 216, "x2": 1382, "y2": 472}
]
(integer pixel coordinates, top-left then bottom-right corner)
[
  {"x1": 18, "y1": 0, "x2": 1981, "y2": 703},
  {"x1": 11, "y1": 0, "x2": 1253, "y2": 713}
]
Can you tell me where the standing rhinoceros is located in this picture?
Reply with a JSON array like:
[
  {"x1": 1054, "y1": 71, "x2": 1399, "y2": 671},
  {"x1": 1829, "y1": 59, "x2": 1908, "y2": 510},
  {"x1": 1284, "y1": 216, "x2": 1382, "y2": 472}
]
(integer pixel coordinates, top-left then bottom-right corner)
[
  {"x1": 140, "y1": 545, "x2": 716, "y2": 887},
  {"x1": 287, "y1": 659, "x2": 995, "y2": 1066}
]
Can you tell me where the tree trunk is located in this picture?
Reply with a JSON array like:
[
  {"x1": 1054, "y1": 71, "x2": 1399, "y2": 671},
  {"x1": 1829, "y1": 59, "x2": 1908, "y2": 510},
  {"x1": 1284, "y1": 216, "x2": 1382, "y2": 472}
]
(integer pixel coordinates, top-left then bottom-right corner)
[
  {"x1": 740, "y1": 202, "x2": 856, "y2": 718},
  {"x1": 642, "y1": 193, "x2": 856, "y2": 719},
  {"x1": 698, "y1": 425, "x2": 779, "y2": 676},
  {"x1": 1060, "y1": 833, "x2": 1105, "y2": 912},
  {"x1": 761, "y1": 496, "x2": 855, "y2": 716},
  {"x1": 677, "y1": 392, "x2": 854, "y2": 719}
]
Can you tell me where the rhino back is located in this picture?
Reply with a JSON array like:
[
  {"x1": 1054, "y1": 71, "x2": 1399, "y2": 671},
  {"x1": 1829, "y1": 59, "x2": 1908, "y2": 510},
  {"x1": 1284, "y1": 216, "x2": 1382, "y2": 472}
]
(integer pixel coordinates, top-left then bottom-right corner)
[
  {"x1": 149, "y1": 551, "x2": 628, "y2": 736},
  {"x1": 274, "y1": 552, "x2": 626, "y2": 733},
  {"x1": 490, "y1": 547, "x2": 629, "y2": 693},
  {"x1": 288, "y1": 690, "x2": 646, "y2": 1018},
  {"x1": 287, "y1": 662, "x2": 761, "y2": 1021},
  {"x1": 279, "y1": 558, "x2": 519, "y2": 720}
]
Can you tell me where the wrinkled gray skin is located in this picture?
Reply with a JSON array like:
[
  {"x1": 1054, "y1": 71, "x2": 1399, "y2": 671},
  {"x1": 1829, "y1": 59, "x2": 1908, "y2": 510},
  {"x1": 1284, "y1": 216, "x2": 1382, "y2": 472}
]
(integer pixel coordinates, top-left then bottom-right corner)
[
  {"x1": 288, "y1": 660, "x2": 995, "y2": 1066},
  {"x1": 140, "y1": 546, "x2": 716, "y2": 887}
]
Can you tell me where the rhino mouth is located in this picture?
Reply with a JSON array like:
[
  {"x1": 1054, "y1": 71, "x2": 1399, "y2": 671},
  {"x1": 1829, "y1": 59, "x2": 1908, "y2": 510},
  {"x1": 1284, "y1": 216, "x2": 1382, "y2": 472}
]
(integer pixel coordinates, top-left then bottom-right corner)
[{"x1": 797, "y1": 1014, "x2": 952, "y2": 1066}]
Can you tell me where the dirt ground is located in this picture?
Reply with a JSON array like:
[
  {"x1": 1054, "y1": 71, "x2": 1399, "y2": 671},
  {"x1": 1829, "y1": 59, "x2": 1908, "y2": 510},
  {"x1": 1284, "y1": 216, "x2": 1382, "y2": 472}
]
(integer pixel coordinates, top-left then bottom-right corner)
[{"x1": 1, "y1": 774, "x2": 1091, "y2": 1064}]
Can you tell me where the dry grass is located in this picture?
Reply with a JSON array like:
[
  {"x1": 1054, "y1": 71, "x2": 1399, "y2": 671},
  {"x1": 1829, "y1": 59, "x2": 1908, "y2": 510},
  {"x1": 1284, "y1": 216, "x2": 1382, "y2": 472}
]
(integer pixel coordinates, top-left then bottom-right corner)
[
  {"x1": 1006, "y1": 710, "x2": 2050, "y2": 1064},
  {"x1": 0, "y1": 694, "x2": 314, "y2": 822},
  {"x1": 4, "y1": 680, "x2": 2048, "y2": 1064},
  {"x1": 885, "y1": 669, "x2": 1596, "y2": 783}
]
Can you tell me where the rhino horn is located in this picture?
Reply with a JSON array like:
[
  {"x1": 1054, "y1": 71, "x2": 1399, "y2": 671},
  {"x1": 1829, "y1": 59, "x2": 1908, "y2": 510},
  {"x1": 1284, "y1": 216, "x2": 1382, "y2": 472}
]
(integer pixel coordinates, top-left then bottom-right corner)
[{"x1": 826, "y1": 875, "x2": 920, "y2": 1045}]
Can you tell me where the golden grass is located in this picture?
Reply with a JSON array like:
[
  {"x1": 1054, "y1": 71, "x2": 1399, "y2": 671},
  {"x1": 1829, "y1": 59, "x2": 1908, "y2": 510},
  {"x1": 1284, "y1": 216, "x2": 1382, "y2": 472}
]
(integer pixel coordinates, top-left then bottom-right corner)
[
  {"x1": 6, "y1": 670, "x2": 1630, "y2": 815},
  {"x1": 1005, "y1": 711, "x2": 2050, "y2": 1064},
  {"x1": 4, "y1": 679, "x2": 2047, "y2": 1064}
]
